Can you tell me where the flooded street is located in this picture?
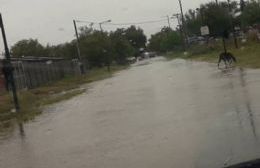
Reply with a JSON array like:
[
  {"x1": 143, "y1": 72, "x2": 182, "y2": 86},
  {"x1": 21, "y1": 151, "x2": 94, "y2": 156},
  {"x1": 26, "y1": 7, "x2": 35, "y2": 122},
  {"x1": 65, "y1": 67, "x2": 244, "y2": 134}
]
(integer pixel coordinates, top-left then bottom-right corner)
[{"x1": 1, "y1": 57, "x2": 260, "y2": 168}]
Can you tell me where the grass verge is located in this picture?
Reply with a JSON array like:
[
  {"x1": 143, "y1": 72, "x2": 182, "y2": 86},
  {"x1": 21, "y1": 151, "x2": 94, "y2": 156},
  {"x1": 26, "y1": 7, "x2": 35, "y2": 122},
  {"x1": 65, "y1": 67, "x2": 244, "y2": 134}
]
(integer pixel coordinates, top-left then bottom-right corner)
[{"x1": 166, "y1": 40, "x2": 260, "y2": 69}]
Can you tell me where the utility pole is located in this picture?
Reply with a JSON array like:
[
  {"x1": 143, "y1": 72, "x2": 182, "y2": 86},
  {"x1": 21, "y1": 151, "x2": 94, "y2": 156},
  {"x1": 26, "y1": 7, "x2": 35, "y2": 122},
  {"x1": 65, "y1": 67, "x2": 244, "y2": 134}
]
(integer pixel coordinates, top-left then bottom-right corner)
[
  {"x1": 0, "y1": 13, "x2": 20, "y2": 112},
  {"x1": 172, "y1": 13, "x2": 186, "y2": 50},
  {"x1": 73, "y1": 20, "x2": 84, "y2": 74},
  {"x1": 73, "y1": 20, "x2": 81, "y2": 61},
  {"x1": 178, "y1": 0, "x2": 188, "y2": 50},
  {"x1": 227, "y1": 0, "x2": 239, "y2": 49}
]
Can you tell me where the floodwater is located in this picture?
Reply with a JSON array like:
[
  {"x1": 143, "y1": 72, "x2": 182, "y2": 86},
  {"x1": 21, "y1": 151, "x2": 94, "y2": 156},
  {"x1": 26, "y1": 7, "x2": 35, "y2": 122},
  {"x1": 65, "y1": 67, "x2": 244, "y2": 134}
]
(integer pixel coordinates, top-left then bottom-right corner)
[{"x1": 1, "y1": 57, "x2": 260, "y2": 168}]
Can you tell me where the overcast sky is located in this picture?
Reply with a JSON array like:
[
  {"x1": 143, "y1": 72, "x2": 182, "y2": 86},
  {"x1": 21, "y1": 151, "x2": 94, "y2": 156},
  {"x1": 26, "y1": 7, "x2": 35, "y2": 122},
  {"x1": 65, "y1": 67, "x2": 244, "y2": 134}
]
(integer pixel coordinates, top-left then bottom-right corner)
[{"x1": 0, "y1": 0, "x2": 215, "y2": 52}]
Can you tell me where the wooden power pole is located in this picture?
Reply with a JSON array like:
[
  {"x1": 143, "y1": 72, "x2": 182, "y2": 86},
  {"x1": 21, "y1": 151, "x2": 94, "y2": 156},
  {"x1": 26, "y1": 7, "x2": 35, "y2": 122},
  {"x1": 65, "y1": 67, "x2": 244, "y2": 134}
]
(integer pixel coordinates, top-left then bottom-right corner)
[{"x1": 0, "y1": 13, "x2": 20, "y2": 112}]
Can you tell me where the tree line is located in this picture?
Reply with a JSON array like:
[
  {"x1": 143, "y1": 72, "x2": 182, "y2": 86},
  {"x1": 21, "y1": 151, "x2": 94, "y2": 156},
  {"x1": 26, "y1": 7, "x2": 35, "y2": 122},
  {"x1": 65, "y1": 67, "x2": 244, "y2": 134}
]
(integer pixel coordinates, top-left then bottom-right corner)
[
  {"x1": 148, "y1": 0, "x2": 260, "y2": 52},
  {"x1": 11, "y1": 26, "x2": 147, "y2": 69},
  {"x1": 184, "y1": 0, "x2": 260, "y2": 37},
  {"x1": 10, "y1": 0, "x2": 260, "y2": 67}
]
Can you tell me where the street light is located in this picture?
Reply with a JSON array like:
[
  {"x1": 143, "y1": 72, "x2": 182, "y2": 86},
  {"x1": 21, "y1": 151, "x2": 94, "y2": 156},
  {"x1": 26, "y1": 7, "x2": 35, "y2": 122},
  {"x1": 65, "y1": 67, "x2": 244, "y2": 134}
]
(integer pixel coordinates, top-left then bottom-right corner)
[{"x1": 99, "y1": 19, "x2": 111, "y2": 32}]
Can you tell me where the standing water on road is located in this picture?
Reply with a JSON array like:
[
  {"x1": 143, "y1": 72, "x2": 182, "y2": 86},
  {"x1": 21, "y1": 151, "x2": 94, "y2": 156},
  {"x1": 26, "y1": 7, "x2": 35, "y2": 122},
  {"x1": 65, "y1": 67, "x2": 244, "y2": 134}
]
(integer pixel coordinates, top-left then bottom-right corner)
[{"x1": 1, "y1": 57, "x2": 260, "y2": 168}]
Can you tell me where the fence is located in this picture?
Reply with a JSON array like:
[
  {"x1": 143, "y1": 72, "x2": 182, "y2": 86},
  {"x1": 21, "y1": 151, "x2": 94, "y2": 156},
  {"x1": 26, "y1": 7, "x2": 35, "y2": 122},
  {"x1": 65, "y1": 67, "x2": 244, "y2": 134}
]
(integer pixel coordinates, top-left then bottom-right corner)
[
  {"x1": 0, "y1": 57, "x2": 85, "y2": 91},
  {"x1": 0, "y1": 74, "x2": 5, "y2": 94}
]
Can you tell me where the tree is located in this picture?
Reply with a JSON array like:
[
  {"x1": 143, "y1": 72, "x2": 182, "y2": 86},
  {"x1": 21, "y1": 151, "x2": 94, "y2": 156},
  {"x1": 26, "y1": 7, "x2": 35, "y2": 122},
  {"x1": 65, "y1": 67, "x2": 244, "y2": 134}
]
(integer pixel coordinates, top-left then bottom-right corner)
[
  {"x1": 185, "y1": 9, "x2": 203, "y2": 36},
  {"x1": 241, "y1": 0, "x2": 260, "y2": 28},
  {"x1": 148, "y1": 27, "x2": 182, "y2": 52},
  {"x1": 240, "y1": 0, "x2": 246, "y2": 11},
  {"x1": 11, "y1": 39, "x2": 46, "y2": 57},
  {"x1": 45, "y1": 42, "x2": 77, "y2": 59},
  {"x1": 184, "y1": 2, "x2": 239, "y2": 37},
  {"x1": 199, "y1": 2, "x2": 234, "y2": 36},
  {"x1": 110, "y1": 28, "x2": 135, "y2": 65},
  {"x1": 148, "y1": 32, "x2": 164, "y2": 52},
  {"x1": 78, "y1": 27, "x2": 114, "y2": 70},
  {"x1": 124, "y1": 26, "x2": 147, "y2": 56}
]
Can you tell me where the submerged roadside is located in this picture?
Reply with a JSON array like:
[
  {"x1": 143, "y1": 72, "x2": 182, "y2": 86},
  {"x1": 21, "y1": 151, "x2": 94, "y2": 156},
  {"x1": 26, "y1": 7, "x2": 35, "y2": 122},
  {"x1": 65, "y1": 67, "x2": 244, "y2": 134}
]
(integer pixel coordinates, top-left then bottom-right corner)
[{"x1": 0, "y1": 66, "x2": 127, "y2": 134}]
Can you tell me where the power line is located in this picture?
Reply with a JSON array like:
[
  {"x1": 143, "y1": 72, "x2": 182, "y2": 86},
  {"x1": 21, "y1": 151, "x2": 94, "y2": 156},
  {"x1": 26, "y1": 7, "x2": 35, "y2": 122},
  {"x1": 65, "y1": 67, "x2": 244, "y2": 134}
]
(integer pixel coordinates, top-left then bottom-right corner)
[
  {"x1": 74, "y1": 18, "x2": 171, "y2": 26},
  {"x1": 74, "y1": 20, "x2": 97, "y2": 24},
  {"x1": 107, "y1": 19, "x2": 168, "y2": 26}
]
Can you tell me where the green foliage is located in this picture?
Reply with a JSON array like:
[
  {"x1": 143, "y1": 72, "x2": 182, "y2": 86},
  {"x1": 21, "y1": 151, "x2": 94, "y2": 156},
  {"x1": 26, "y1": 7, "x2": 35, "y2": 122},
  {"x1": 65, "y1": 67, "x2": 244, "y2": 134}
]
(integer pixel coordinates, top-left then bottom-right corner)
[
  {"x1": 200, "y1": 2, "x2": 233, "y2": 36},
  {"x1": 78, "y1": 29, "x2": 114, "y2": 68},
  {"x1": 110, "y1": 28, "x2": 135, "y2": 64},
  {"x1": 148, "y1": 27, "x2": 182, "y2": 52},
  {"x1": 11, "y1": 39, "x2": 46, "y2": 57},
  {"x1": 240, "y1": 0, "x2": 246, "y2": 11},
  {"x1": 241, "y1": 0, "x2": 260, "y2": 28},
  {"x1": 185, "y1": 9, "x2": 202, "y2": 36},
  {"x1": 184, "y1": 1, "x2": 241, "y2": 37},
  {"x1": 124, "y1": 26, "x2": 147, "y2": 50},
  {"x1": 45, "y1": 42, "x2": 77, "y2": 58},
  {"x1": 183, "y1": 0, "x2": 260, "y2": 38},
  {"x1": 10, "y1": 26, "x2": 146, "y2": 69}
]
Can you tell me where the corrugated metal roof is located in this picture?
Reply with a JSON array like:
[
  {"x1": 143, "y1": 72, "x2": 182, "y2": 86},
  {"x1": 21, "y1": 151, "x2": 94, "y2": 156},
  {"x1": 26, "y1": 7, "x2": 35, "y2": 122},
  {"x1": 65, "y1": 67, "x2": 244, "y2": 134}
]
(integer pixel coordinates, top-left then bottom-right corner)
[
  {"x1": 10, "y1": 56, "x2": 65, "y2": 61},
  {"x1": 0, "y1": 56, "x2": 67, "y2": 62}
]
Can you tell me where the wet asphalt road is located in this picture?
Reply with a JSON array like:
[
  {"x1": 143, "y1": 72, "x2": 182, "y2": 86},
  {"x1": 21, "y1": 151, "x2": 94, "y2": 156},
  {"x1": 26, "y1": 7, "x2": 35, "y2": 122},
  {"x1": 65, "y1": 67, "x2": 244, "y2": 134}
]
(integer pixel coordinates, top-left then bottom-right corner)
[{"x1": 1, "y1": 57, "x2": 260, "y2": 168}]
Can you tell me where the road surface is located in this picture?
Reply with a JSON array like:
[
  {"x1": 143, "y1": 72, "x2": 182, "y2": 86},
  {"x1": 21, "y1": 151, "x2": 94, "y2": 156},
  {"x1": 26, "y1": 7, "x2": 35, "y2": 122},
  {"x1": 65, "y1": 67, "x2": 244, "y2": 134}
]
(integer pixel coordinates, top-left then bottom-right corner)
[{"x1": 1, "y1": 58, "x2": 260, "y2": 168}]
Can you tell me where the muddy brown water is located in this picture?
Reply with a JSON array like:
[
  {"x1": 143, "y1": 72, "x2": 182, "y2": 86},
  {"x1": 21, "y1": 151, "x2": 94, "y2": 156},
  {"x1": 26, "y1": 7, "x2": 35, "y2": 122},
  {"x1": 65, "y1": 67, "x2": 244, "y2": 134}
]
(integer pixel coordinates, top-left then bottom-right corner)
[{"x1": 1, "y1": 58, "x2": 260, "y2": 168}]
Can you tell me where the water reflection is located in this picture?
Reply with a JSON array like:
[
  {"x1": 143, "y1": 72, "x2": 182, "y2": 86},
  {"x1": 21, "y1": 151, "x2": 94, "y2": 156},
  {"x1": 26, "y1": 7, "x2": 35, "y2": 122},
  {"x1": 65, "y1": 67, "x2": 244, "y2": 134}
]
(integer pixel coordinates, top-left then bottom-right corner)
[
  {"x1": 0, "y1": 120, "x2": 15, "y2": 140},
  {"x1": 18, "y1": 122, "x2": 25, "y2": 138},
  {"x1": 238, "y1": 68, "x2": 257, "y2": 140},
  {"x1": 195, "y1": 66, "x2": 260, "y2": 168},
  {"x1": 0, "y1": 119, "x2": 26, "y2": 140},
  {"x1": 225, "y1": 67, "x2": 257, "y2": 140}
]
